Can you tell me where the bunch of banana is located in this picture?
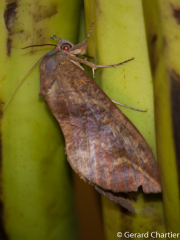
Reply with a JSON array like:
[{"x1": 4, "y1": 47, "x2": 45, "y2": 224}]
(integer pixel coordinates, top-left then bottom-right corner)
[
  {"x1": 2, "y1": 0, "x2": 180, "y2": 239},
  {"x1": 0, "y1": 0, "x2": 80, "y2": 239}
]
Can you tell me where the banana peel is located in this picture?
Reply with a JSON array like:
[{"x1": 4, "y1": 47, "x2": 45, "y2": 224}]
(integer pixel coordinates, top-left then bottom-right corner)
[
  {"x1": 0, "y1": 0, "x2": 80, "y2": 239},
  {"x1": 143, "y1": 0, "x2": 180, "y2": 233},
  {"x1": 144, "y1": 0, "x2": 180, "y2": 233},
  {"x1": 84, "y1": 0, "x2": 166, "y2": 237},
  {"x1": 72, "y1": 8, "x2": 106, "y2": 240}
]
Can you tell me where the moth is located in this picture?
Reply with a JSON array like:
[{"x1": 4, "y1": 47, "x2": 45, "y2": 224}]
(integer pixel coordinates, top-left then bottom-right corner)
[{"x1": 7, "y1": 23, "x2": 162, "y2": 213}]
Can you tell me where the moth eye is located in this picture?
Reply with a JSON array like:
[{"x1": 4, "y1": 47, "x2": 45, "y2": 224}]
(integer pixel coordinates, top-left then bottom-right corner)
[{"x1": 61, "y1": 43, "x2": 72, "y2": 51}]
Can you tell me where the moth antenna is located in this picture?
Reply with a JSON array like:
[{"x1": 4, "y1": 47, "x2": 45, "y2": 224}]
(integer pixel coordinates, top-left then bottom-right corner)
[
  {"x1": 53, "y1": 35, "x2": 61, "y2": 40},
  {"x1": 22, "y1": 44, "x2": 56, "y2": 49},
  {"x1": 51, "y1": 23, "x2": 94, "y2": 44},
  {"x1": 3, "y1": 51, "x2": 51, "y2": 110},
  {"x1": 50, "y1": 35, "x2": 62, "y2": 42},
  {"x1": 83, "y1": 22, "x2": 94, "y2": 43}
]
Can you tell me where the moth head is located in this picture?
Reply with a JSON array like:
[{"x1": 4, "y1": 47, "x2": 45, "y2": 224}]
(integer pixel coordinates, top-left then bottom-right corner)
[
  {"x1": 56, "y1": 39, "x2": 88, "y2": 56},
  {"x1": 54, "y1": 38, "x2": 74, "y2": 52},
  {"x1": 51, "y1": 35, "x2": 88, "y2": 56}
]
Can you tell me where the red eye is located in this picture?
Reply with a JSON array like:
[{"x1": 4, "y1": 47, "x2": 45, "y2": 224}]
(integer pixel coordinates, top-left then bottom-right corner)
[{"x1": 61, "y1": 43, "x2": 72, "y2": 51}]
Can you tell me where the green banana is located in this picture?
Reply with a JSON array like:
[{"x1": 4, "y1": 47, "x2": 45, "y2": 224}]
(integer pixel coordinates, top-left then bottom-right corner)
[
  {"x1": 72, "y1": 8, "x2": 106, "y2": 240},
  {"x1": 147, "y1": 0, "x2": 180, "y2": 233},
  {"x1": 84, "y1": 0, "x2": 166, "y2": 238},
  {"x1": 0, "y1": 0, "x2": 80, "y2": 239},
  {"x1": 143, "y1": 0, "x2": 180, "y2": 233}
]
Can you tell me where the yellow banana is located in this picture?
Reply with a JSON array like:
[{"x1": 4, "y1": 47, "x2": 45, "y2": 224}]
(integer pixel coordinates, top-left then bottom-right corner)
[{"x1": 0, "y1": 0, "x2": 80, "y2": 239}]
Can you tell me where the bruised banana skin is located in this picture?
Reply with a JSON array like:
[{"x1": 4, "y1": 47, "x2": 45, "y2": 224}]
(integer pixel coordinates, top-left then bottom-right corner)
[
  {"x1": 84, "y1": 0, "x2": 166, "y2": 238},
  {"x1": 0, "y1": 0, "x2": 80, "y2": 239}
]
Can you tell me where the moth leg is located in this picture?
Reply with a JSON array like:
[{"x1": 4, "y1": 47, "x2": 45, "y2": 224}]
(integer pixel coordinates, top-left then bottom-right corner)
[
  {"x1": 83, "y1": 54, "x2": 94, "y2": 60},
  {"x1": 91, "y1": 57, "x2": 134, "y2": 77},
  {"x1": 82, "y1": 22, "x2": 94, "y2": 43},
  {"x1": 112, "y1": 100, "x2": 147, "y2": 112},
  {"x1": 68, "y1": 55, "x2": 134, "y2": 77},
  {"x1": 70, "y1": 60, "x2": 84, "y2": 71}
]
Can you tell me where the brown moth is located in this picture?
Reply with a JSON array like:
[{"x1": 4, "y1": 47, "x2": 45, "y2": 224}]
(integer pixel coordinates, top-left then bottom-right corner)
[
  {"x1": 7, "y1": 23, "x2": 161, "y2": 213},
  {"x1": 38, "y1": 23, "x2": 161, "y2": 213}
]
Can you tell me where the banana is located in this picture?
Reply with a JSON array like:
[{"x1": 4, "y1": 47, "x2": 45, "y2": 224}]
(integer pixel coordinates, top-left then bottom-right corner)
[
  {"x1": 72, "y1": 8, "x2": 106, "y2": 240},
  {"x1": 0, "y1": 0, "x2": 80, "y2": 239},
  {"x1": 143, "y1": 0, "x2": 180, "y2": 233},
  {"x1": 153, "y1": 0, "x2": 180, "y2": 233},
  {"x1": 84, "y1": 0, "x2": 166, "y2": 237}
]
